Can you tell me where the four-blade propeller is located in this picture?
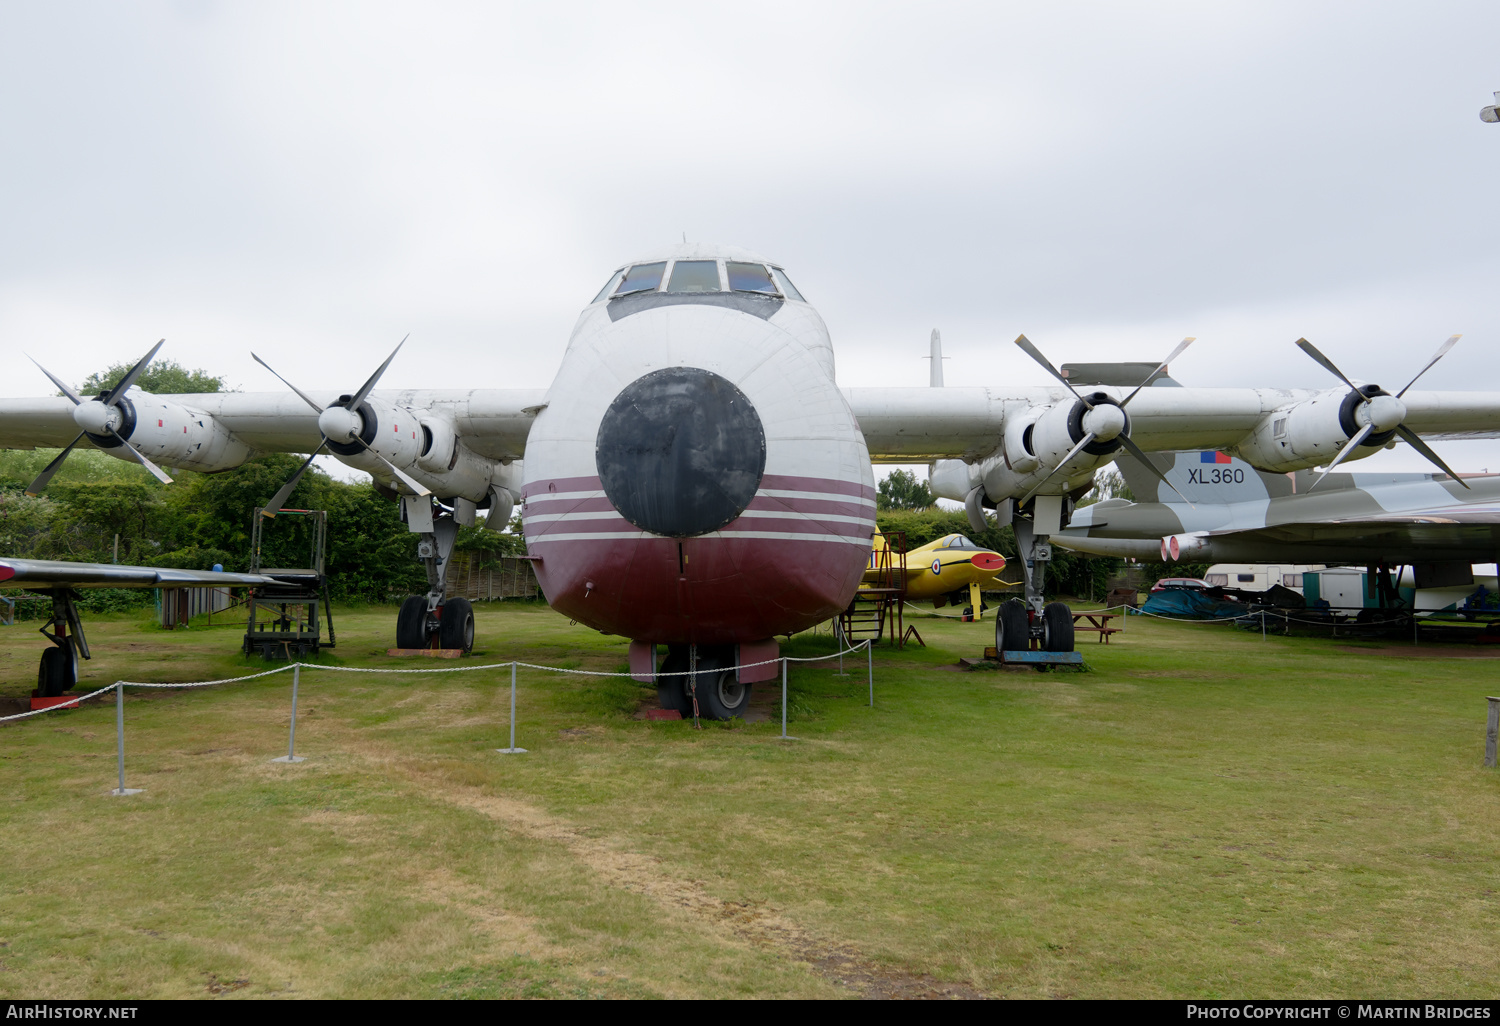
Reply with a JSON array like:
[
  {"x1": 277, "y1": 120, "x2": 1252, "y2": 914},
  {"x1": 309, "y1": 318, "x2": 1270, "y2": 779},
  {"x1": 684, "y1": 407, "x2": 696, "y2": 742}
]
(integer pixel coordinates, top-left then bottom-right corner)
[
  {"x1": 25, "y1": 341, "x2": 175, "y2": 495},
  {"x1": 1013, "y1": 334, "x2": 1196, "y2": 506},
  {"x1": 1294, "y1": 335, "x2": 1468, "y2": 491},
  {"x1": 251, "y1": 337, "x2": 432, "y2": 516}
]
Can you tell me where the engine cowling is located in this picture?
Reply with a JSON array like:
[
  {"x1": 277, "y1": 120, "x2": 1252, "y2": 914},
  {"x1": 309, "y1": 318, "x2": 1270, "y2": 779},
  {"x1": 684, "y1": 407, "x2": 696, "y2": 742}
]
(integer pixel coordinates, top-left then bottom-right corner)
[
  {"x1": 324, "y1": 397, "x2": 514, "y2": 505},
  {"x1": 1229, "y1": 386, "x2": 1398, "y2": 473},
  {"x1": 93, "y1": 391, "x2": 251, "y2": 473}
]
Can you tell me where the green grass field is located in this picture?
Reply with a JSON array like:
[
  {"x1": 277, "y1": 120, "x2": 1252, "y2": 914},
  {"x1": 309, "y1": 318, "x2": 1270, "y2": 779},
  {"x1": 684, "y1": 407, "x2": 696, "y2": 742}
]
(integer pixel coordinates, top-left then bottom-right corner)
[{"x1": 1, "y1": 602, "x2": 1497, "y2": 999}]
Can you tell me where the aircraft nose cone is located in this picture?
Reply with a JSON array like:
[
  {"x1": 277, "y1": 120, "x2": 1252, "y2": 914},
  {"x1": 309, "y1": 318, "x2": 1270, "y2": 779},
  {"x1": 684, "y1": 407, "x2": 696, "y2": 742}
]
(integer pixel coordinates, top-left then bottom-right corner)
[
  {"x1": 970, "y1": 552, "x2": 1005, "y2": 572},
  {"x1": 595, "y1": 367, "x2": 766, "y2": 537}
]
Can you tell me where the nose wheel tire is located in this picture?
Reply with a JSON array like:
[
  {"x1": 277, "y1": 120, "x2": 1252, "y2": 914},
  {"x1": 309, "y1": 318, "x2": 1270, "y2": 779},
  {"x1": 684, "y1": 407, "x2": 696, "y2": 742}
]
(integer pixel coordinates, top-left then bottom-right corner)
[
  {"x1": 396, "y1": 596, "x2": 428, "y2": 649},
  {"x1": 696, "y1": 669, "x2": 751, "y2": 720},
  {"x1": 1042, "y1": 602, "x2": 1075, "y2": 652},
  {"x1": 438, "y1": 598, "x2": 475, "y2": 654},
  {"x1": 996, "y1": 599, "x2": 1030, "y2": 653},
  {"x1": 37, "y1": 646, "x2": 76, "y2": 697}
]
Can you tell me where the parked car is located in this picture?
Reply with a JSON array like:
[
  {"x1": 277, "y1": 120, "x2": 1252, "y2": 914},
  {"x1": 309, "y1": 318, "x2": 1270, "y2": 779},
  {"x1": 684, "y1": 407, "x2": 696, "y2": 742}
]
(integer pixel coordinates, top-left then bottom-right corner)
[{"x1": 1150, "y1": 577, "x2": 1212, "y2": 593}]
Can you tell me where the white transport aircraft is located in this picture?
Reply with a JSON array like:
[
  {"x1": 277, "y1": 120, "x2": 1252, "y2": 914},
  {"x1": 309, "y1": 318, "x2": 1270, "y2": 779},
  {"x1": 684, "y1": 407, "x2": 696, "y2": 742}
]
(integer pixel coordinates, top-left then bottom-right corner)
[{"x1": 4, "y1": 242, "x2": 1499, "y2": 717}]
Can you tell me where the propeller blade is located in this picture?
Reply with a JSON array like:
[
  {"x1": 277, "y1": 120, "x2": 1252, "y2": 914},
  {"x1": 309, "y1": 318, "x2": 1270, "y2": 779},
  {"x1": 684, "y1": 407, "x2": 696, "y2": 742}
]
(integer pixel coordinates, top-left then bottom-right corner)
[
  {"x1": 25, "y1": 431, "x2": 87, "y2": 495},
  {"x1": 348, "y1": 334, "x2": 409, "y2": 410},
  {"x1": 1396, "y1": 334, "x2": 1461, "y2": 398},
  {"x1": 1014, "y1": 335, "x2": 1091, "y2": 408},
  {"x1": 29, "y1": 357, "x2": 84, "y2": 406},
  {"x1": 107, "y1": 428, "x2": 174, "y2": 485},
  {"x1": 1019, "y1": 431, "x2": 1096, "y2": 505},
  {"x1": 263, "y1": 442, "x2": 327, "y2": 516},
  {"x1": 251, "y1": 352, "x2": 325, "y2": 414},
  {"x1": 1117, "y1": 435, "x2": 1193, "y2": 506},
  {"x1": 1120, "y1": 337, "x2": 1195, "y2": 408},
  {"x1": 1395, "y1": 424, "x2": 1471, "y2": 490},
  {"x1": 102, "y1": 339, "x2": 165, "y2": 406},
  {"x1": 1294, "y1": 338, "x2": 1363, "y2": 395},
  {"x1": 1308, "y1": 423, "x2": 1374, "y2": 492},
  {"x1": 353, "y1": 435, "x2": 432, "y2": 497}
]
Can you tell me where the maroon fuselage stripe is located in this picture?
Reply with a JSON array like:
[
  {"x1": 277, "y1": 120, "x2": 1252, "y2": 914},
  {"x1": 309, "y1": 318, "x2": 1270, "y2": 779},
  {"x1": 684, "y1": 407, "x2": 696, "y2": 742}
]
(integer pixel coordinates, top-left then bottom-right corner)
[{"x1": 521, "y1": 474, "x2": 874, "y2": 643}]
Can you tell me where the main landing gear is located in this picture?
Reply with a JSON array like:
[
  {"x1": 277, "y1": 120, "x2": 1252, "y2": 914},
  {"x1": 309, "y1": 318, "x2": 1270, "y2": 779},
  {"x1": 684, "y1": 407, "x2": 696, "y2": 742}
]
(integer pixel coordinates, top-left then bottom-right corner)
[
  {"x1": 394, "y1": 495, "x2": 475, "y2": 654},
  {"x1": 999, "y1": 506, "x2": 1077, "y2": 654},
  {"x1": 656, "y1": 644, "x2": 752, "y2": 720},
  {"x1": 35, "y1": 590, "x2": 89, "y2": 698}
]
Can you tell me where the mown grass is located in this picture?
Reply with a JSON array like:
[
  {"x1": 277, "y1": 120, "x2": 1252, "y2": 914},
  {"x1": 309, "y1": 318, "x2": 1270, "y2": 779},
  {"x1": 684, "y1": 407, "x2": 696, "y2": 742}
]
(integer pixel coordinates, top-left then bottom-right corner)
[{"x1": 1, "y1": 602, "x2": 1497, "y2": 998}]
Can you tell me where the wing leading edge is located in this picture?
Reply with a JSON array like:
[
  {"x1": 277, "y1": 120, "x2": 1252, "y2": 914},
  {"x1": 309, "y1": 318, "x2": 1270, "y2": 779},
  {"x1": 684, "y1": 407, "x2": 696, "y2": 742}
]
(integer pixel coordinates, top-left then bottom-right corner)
[{"x1": 0, "y1": 558, "x2": 276, "y2": 590}]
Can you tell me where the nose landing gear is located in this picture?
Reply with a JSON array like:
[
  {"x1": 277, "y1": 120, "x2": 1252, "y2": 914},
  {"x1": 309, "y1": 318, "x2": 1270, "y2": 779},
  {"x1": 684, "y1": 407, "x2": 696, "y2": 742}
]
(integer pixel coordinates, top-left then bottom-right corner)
[
  {"x1": 394, "y1": 496, "x2": 475, "y2": 654},
  {"x1": 656, "y1": 644, "x2": 752, "y2": 720},
  {"x1": 35, "y1": 590, "x2": 87, "y2": 698}
]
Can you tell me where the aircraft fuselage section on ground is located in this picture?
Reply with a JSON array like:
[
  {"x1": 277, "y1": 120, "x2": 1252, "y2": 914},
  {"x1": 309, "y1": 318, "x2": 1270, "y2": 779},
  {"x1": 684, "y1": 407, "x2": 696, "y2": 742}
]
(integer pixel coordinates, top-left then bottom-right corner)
[{"x1": 521, "y1": 244, "x2": 875, "y2": 645}]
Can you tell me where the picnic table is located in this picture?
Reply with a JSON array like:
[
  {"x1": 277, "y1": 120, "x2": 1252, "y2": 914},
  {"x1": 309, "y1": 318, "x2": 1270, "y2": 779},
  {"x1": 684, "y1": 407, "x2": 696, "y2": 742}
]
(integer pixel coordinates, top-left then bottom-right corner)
[{"x1": 1072, "y1": 610, "x2": 1123, "y2": 643}]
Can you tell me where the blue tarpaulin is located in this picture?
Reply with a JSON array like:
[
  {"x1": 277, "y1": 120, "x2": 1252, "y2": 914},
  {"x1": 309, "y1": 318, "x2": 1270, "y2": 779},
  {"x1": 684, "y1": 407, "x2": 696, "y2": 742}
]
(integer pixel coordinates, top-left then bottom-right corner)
[{"x1": 1141, "y1": 588, "x2": 1248, "y2": 620}]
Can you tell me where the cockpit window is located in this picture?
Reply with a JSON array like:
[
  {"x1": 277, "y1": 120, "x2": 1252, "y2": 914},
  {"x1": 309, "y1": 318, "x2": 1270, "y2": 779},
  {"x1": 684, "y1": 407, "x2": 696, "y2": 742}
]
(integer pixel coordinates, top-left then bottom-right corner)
[
  {"x1": 616, "y1": 262, "x2": 666, "y2": 296},
  {"x1": 940, "y1": 535, "x2": 979, "y2": 549},
  {"x1": 666, "y1": 260, "x2": 720, "y2": 294},
  {"x1": 770, "y1": 267, "x2": 805, "y2": 302},
  {"x1": 593, "y1": 269, "x2": 625, "y2": 303},
  {"x1": 727, "y1": 262, "x2": 777, "y2": 294}
]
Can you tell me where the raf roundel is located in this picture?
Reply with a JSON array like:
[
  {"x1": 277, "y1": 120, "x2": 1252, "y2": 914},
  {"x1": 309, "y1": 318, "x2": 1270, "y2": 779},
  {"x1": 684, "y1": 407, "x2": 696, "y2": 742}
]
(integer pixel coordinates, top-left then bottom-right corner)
[
  {"x1": 595, "y1": 366, "x2": 767, "y2": 538},
  {"x1": 931, "y1": 558, "x2": 942, "y2": 575}
]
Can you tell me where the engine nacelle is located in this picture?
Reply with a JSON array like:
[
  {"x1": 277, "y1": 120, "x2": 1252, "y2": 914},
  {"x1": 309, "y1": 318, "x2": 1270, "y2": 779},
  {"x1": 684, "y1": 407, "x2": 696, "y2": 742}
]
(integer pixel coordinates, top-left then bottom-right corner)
[
  {"x1": 1229, "y1": 387, "x2": 1394, "y2": 473},
  {"x1": 99, "y1": 391, "x2": 251, "y2": 473},
  {"x1": 326, "y1": 397, "x2": 515, "y2": 505}
]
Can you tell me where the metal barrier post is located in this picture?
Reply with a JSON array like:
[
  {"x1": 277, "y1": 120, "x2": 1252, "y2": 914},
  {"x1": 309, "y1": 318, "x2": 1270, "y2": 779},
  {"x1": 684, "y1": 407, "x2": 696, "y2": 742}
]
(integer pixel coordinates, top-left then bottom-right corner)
[
  {"x1": 271, "y1": 664, "x2": 305, "y2": 763},
  {"x1": 1485, "y1": 697, "x2": 1499, "y2": 769},
  {"x1": 110, "y1": 684, "x2": 141, "y2": 796},
  {"x1": 497, "y1": 662, "x2": 526, "y2": 754},
  {"x1": 780, "y1": 658, "x2": 798, "y2": 741},
  {"x1": 1261, "y1": 610, "x2": 1267, "y2": 640},
  {"x1": 867, "y1": 641, "x2": 873, "y2": 707}
]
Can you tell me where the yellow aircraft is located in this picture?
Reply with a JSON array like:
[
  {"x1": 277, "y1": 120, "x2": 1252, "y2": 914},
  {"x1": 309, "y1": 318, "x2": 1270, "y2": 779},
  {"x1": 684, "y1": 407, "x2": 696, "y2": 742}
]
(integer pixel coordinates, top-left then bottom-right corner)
[{"x1": 863, "y1": 531, "x2": 1008, "y2": 619}]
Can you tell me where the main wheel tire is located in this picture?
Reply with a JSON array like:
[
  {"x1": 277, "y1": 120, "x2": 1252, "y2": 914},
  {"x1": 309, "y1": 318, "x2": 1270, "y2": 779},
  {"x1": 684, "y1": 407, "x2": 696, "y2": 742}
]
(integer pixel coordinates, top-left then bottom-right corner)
[
  {"x1": 37, "y1": 646, "x2": 75, "y2": 697},
  {"x1": 1042, "y1": 601, "x2": 1075, "y2": 652},
  {"x1": 696, "y1": 669, "x2": 752, "y2": 720},
  {"x1": 657, "y1": 646, "x2": 693, "y2": 715},
  {"x1": 996, "y1": 599, "x2": 1030, "y2": 653},
  {"x1": 438, "y1": 597, "x2": 475, "y2": 654},
  {"x1": 396, "y1": 595, "x2": 428, "y2": 649}
]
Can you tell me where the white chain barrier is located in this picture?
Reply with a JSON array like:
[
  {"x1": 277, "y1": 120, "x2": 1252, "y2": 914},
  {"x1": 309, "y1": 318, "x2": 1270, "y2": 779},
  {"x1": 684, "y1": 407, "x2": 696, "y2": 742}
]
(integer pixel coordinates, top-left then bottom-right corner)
[{"x1": 0, "y1": 640, "x2": 875, "y2": 724}]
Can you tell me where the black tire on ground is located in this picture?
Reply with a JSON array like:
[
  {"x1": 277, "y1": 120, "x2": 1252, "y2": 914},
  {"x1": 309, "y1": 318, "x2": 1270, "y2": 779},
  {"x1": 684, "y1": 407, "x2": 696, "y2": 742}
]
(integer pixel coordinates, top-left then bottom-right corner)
[
  {"x1": 657, "y1": 646, "x2": 693, "y2": 715},
  {"x1": 1042, "y1": 601, "x2": 1075, "y2": 652},
  {"x1": 438, "y1": 597, "x2": 475, "y2": 654},
  {"x1": 37, "y1": 646, "x2": 75, "y2": 697},
  {"x1": 696, "y1": 669, "x2": 752, "y2": 720},
  {"x1": 996, "y1": 599, "x2": 1030, "y2": 653},
  {"x1": 396, "y1": 595, "x2": 429, "y2": 649}
]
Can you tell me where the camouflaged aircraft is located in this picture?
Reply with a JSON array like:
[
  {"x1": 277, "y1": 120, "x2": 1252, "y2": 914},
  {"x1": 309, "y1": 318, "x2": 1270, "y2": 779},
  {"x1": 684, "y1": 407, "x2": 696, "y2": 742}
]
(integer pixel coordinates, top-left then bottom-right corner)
[{"x1": 1052, "y1": 448, "x2": 1500, "y2": 573}]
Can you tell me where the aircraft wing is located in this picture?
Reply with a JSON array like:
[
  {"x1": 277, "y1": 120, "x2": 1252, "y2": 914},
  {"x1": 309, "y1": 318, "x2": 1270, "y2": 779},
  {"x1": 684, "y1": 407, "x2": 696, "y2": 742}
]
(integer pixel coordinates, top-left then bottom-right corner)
[
  {"x1": 0, "y1": 558, "x2": 276, "y2": 590},
  {"x1": 845, "y1": 386, "x2": 1500, "y2": 462},
  {"x1": 0, "y1": 389, "x2": 549, "y2": 460}
]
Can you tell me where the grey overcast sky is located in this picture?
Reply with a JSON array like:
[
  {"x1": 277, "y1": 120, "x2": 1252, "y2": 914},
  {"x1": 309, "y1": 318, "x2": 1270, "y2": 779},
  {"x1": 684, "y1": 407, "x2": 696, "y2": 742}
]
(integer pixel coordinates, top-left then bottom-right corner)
[{"x1": 3, "y1": 1, "x2": 1499, "y2": 478}]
